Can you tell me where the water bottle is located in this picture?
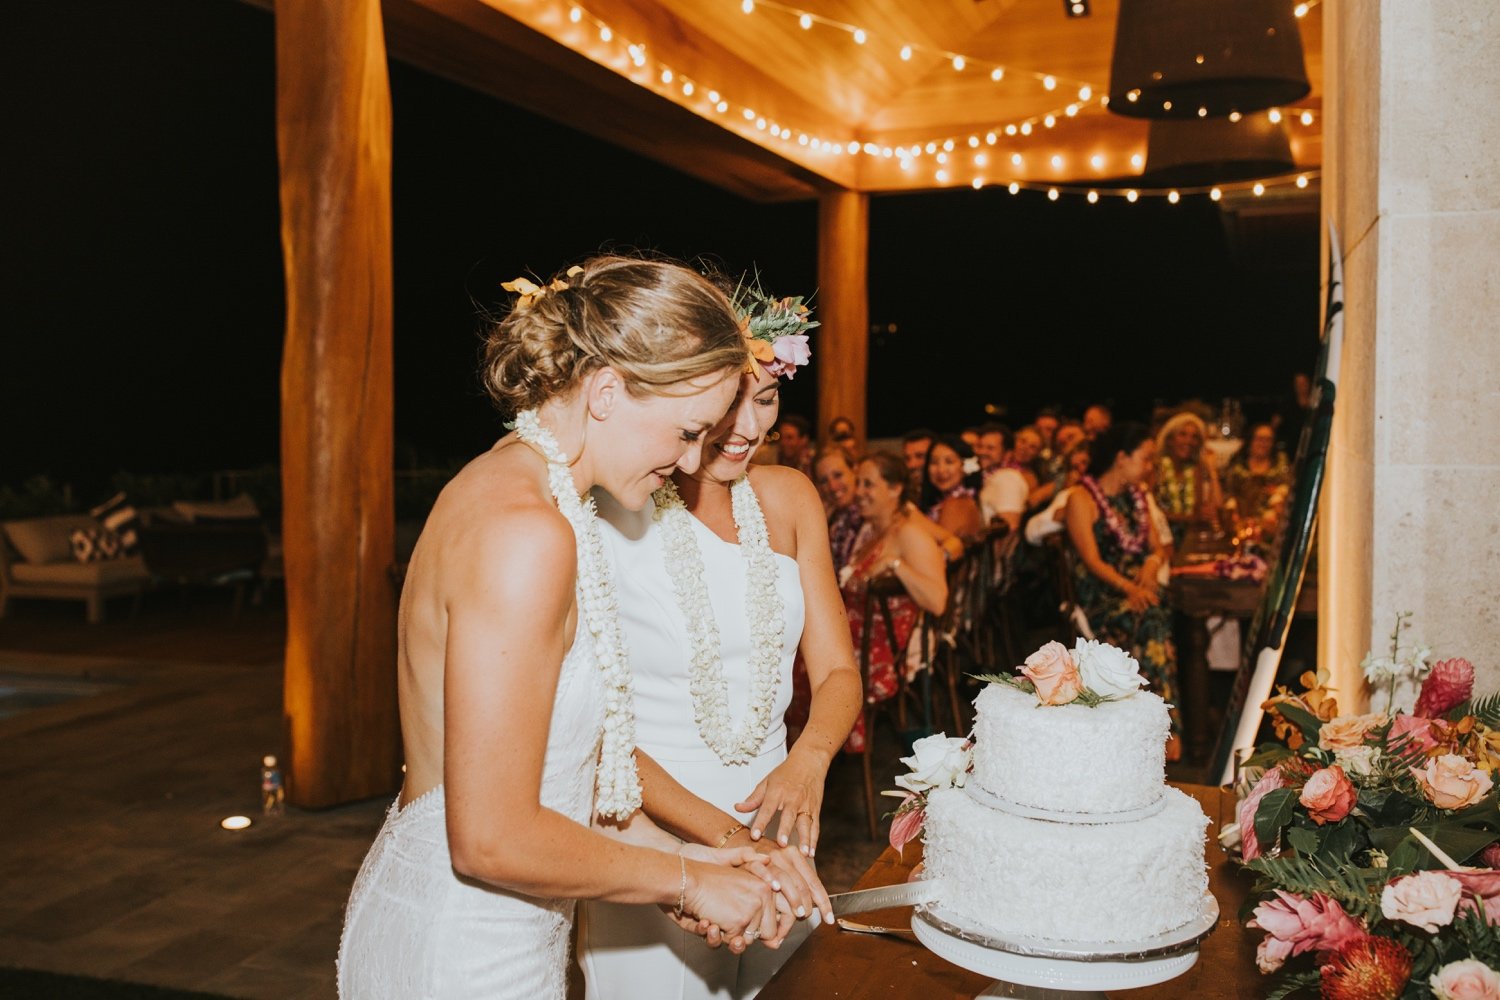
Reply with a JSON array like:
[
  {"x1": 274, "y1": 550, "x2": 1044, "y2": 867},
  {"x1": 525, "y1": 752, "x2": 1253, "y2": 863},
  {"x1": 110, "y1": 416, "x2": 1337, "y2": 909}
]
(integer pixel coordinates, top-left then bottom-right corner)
[{"x1": 261, "y1": 754, "x2": 285, "y2": 816}]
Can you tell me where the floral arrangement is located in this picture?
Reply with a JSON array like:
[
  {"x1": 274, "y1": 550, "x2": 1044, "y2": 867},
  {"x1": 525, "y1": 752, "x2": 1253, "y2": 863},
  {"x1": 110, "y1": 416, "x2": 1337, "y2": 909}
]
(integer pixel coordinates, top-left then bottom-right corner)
[
  {"x1": 885, "y1": 733, "x2": 972, "y2": 854},
  {"x1": 977, "y1": 638, "x2": 1148, "y2": 708},
  {"x1": 1236, "y1": 620, "x2": 1500, "y2": 999},
  {"x1": 731, "y1": 276, "x2": 817, "y2": 379}
]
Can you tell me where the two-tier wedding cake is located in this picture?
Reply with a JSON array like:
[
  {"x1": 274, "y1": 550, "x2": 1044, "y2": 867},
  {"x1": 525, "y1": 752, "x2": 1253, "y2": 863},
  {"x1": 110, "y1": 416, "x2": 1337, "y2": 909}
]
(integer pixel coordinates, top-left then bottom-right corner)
[{"x1": 917, "y1": 639, "x2": 1210, "y2": 944}]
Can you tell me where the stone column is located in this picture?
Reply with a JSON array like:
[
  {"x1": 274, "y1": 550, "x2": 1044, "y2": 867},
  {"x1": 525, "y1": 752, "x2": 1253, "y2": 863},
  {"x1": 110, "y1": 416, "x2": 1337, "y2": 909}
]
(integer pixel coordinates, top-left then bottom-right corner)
[{"x1": 1320, "y1": 1, "x2": 1500, "y2": 705}]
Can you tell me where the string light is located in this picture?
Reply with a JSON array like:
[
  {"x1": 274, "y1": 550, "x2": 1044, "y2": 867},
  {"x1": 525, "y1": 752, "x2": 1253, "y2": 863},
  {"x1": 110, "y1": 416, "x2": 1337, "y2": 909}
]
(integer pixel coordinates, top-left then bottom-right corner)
[
  {"x1": 1126, "y1": 190, "x2": 1139, "y2": 202},
  {"x1": 952, "y1": 55, "x2": 965, "y2": 70},
  {"x1": 741, "y1": 0, "x2": 754, "y2": 12},
  {"x1": 1131, "y1": 153, "x2": 1144, "y2": 169},
  {"x1": 799, "y1": 12, "x2": 811, "y2": 28},
  {"x1": 1043, "y1": 75, "x2": 1057, "y2": 91},
  {"x1": 1296, "y1": 174, "x2": 1309, "y2": 188},
  {"x1": 1228, "y1": 111, "x2": 1242, "y2": 123},
  {"x1": 569, "y1": 6, "x2": 582, "y2": 23},
  {"x1": 853, "y1": 28, "x2": 867, "y2": 44},
  {"x1": 972, "y1": 178, "x2": 984, "y2": 189},
  {"x1": 936, "y1": 169, "x2": 949, "y2": 183},
  {"x1": 1253, "y1": 182, "x2": 1266, "y2": 196},
  {"x1": 1087, "y1": 190, "x2": 1098, "y2": 204},
  {"x1": 1269, "y1": 109, "x2": 1283, "y2": 123},
  {"x1": 991, "y1": 68, "x2": 1004, "y2": 82},
  {"x1": 1300, "y1": 111, "x2": 1314, "y2": 125},
  {"x1": 1090, "y1": 154, "x2": 1104, "y2": 170},
  {"x1": 1210, "y1": 187, "x2": 1222, "y2": 201},
  {"x1": 1008, "y1": 182, "x2": 1020, "y2": 194},
  {"x1": 1047, "y1": 188, "x2": 1059, "y2": 200},
  {"x1": 900, "y1": 44, "x2": 912, "y2": 60},
  {"x1": 1167, "y1": 190, "x2": 1180, "y2": 204}
]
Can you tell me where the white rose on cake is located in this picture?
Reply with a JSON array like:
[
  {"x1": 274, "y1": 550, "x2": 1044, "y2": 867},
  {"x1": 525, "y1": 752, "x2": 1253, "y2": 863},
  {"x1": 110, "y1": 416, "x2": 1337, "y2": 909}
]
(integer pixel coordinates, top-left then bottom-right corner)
[
  {"x1": 895, "y1": 733, "x2": 970, "y2": 793},
  {"x1": 1072, "y1": 638, "x2": 1148, "y2": 698}
]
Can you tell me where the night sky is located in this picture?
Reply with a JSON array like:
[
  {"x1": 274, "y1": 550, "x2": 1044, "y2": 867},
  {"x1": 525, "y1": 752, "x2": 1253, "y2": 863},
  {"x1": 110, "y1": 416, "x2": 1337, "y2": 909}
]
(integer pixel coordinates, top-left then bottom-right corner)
[{"x1": 6, "y1": 0, "x2": 1318, "y2": 501}]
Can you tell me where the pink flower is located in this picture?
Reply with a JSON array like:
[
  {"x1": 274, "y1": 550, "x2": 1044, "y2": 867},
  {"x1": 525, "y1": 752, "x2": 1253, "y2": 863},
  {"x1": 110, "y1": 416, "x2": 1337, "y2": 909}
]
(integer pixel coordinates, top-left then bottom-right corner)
[
  {"x1": 1480, "y1": 843, "x2": 1500, "y2": 869},
  {"x1": 1300, "y1": 765, "x2": 1357, "y2": 825},
  {"x1": 771, "y1": 334, "x2": 810, "y2": 369},
  {"x1": 1388, "y1": 713, "x2": 1441, "y2": 753},
  {"x1": 1320, "y1": 712, "x2": 1388, "y2": 751},
  {"x1": 888, "y1": 798, "x2": 926, "y2": 855},
  {"x1": 1380, "y1": 871, "x2": 1463, "y2": 932},
  {"x1": 1020, "y1": 641, "x2": 1084, "y2": 706},
  {"x1": 1431, "y1": 959, "x2": 1500, "y2": 1000},
  {"x1": 1249, "y1": 890, "x2": 1367, "y2": 966},
  {"x1": 1412, "y1": 754, "x2": 1495, "y2": 810},
  {"x1": 1415, "y1": 658, "x2": 1476, "y2": 719},
  {"x1": 1448, "y1": 870, "x2": 1500, "y2": 924},
  {"x1": 1239, "y1": 767, "x2": 1288, "y2": 861}
]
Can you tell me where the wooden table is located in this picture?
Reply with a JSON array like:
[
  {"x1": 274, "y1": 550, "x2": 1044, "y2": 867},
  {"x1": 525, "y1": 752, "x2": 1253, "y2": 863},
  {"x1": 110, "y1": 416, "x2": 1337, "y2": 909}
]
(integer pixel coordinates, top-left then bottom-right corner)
[
  {"x1": 759, "y1": 784, "x2": 1264, "y2": 999},
  {"x1": 1169, "y1": 543, "x2": 1317, "y2": 763}
]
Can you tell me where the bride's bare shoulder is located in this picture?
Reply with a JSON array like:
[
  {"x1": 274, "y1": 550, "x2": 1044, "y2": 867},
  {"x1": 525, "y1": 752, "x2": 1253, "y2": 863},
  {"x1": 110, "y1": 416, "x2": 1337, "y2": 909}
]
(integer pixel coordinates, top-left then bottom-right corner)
[{"x1": 422, "y1": 443, "x2": 575, "y2": 573}]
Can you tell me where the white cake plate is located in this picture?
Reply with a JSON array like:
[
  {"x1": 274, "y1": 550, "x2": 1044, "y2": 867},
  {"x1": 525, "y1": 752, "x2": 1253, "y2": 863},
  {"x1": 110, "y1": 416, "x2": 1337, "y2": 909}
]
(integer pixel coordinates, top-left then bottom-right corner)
[{"x1": 911, "y1": 893, "x2": 1218, "y2": 999}]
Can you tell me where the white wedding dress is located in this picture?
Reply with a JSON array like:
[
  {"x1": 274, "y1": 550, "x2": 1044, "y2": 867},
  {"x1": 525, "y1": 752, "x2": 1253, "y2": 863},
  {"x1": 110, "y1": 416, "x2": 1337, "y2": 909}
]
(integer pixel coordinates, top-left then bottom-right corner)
[
  {"x1": 581, "y1": 490, "x2": 810, "y2": 1000},
  {"x1": 337, "y1": 625, "x2": 605, "y2": 999}
]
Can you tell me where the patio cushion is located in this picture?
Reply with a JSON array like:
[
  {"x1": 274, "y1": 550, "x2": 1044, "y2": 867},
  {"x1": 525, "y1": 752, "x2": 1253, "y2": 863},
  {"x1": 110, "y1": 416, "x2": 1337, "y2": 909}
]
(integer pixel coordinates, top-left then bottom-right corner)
[
  {"x1": 10, "y1": 555, "x2": 149, "y2": 585},
  {"x1": 70, "y1": 526, "x2": 126, "y2": 563},
  {"x1": 3, "y1": 516, "x2": 97, "y2": 565},
  {"x1": 89, "y1": 492, "x2": 140, "y2": 553},
  {"x1": 172, "y1": 494, "x2": 259, "y2": 522}
]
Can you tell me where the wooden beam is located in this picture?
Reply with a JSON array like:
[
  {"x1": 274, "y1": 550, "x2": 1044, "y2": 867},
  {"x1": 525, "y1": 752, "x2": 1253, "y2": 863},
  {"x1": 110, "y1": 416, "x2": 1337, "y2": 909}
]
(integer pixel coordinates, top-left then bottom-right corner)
[
  {"x1": 276, "y1": 0, "x2": 401, "y2": 807},
  {"x1": 816, "y1": 190, "x2": 870, "y2": 441}
]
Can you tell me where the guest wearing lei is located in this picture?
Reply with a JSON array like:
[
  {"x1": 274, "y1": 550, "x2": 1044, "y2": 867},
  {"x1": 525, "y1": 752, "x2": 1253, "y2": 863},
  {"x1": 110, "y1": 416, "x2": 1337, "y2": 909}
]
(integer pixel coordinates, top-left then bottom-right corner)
[
  {"x1": 919, "y1": 435, "x2": 984, "y2": 544},
  {"x1": 1153, "y1": 411, "x2": 1223, "y2": 546},
  {"x1": 1064, "y1": 421, "x2": 1182, "y2": 758},
  {"x1": 840, "y1": 451, "x2": 949, "y2": 754},
  {"x1": 582, "y1": 284, "x2": 862, "y2": 1000},
  {"x1": 337, "y1": 257, "x2": 787, "y2": 1000},
  {"x1": 1223, "y1": 422, "x2": 1291, "y2": 522},
  {"x1": 814, "y1": 447, "x2": 862, "y2": 574}
]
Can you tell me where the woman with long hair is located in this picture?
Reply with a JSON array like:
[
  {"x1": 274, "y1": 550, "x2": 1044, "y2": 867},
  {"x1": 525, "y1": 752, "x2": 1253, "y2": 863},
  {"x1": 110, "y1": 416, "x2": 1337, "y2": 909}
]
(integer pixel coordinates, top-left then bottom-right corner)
[
  {"x1": 581, "y1": 285, "x2": 862, "y2": 1000},
  {"x1": 1065, "y1": 421, "x2": 1181, "y2": 759}
]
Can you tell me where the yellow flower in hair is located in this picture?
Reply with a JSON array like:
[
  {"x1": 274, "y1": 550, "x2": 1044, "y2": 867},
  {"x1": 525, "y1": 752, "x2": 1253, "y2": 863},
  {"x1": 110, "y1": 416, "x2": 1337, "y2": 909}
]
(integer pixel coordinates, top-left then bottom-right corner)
[{"x1": 504, "y1": 266, "x2": 584, "y2": 308}]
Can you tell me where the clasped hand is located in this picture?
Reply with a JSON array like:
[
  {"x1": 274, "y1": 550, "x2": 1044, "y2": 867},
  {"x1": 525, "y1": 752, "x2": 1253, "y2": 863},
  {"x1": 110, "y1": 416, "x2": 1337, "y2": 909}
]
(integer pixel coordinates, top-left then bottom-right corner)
[{"x1": 668, "y1": 839, "x2": 832, "y2": 953}]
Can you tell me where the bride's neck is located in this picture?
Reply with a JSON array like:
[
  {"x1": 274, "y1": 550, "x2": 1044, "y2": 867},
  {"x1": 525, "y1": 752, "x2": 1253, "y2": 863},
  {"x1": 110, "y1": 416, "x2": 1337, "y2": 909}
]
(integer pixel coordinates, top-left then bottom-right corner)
[{"x1": 534, "y1": 396, "x2": 595, "y2": 494}]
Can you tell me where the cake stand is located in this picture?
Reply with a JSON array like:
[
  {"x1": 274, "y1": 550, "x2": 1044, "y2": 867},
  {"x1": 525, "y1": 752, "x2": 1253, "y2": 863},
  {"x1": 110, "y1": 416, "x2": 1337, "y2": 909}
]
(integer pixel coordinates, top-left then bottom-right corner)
[{"x1": 911, "y1": 894, "x2": 1219, "y2": 999}]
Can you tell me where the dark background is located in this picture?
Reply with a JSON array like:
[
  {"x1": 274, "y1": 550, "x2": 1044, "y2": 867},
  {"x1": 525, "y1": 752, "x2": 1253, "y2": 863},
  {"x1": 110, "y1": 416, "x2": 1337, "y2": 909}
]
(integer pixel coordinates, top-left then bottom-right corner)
[{"x1": 3, "y1": 0, "x2": 1319, "y2": 503}]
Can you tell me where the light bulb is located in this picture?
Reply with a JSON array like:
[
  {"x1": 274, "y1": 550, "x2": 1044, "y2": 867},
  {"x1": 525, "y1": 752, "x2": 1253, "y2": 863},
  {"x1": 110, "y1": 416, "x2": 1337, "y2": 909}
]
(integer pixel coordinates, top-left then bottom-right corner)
[
  {"x1": 1087, "y1": 190, "x2": 1098, "y2": 204},
  {"x1": 1269, "y1": 109, "x2": 1283, "y2": 123},
  {"x1": 985, "y1": 132, "x2": 997, "y2": 145},
  {"x1": 972, "y1": 178, "x2": 984, "y2": 189},
  {"x1": 1228, "y1": 111, "x2": 1242, "y2": 123},
  {"x1": 799, "y1": 13, "x2": 811, "y2": 29},
  {"x1": 900, "y1": 45, "x2": 912, "y2": 61},
  {"x1": 1050, "y1": 154, "x2": 1063, "y2": 169},
  {"x1": 1253, "y1": 182, "x2": 1266, "y2": 196},
  {"x1": 1078, "y1": 86, "x2": 1092, "y2": 101},
  {"x1": 1210, "y1": 187, "x2": 1222, "y2": 201},
  {"x1": 1066, "y1": 104, "x2": 1079, "y2": 117},
  {"x1": 968, "y1": 135, "x2": 980, "y2": 148},
  {"x1": 743, "y1": 108, "x2": 755, "y2": 120},
  {"x1": 682, "y1": 81, "x2": 694, "y2": 96},
  {"x1": 975, "y1": 153, "x2": 988, "y2": 166},
  {"x1": 853, "y1": 28, "x2": 867, "y2": 44},
  {"x1": 1295, "y1": 2, "x2": 1309, "y2": 16},
  {"x1": 1047, "y1": 188, "x2": 1059, "y2": 201},
  {"x1": 1167, "y1": 190, "x2": 1180, "y2": 204},
  {"x1": 936, "y1": 152, "x2": 948, "y2": 164},
  {"x1": 1090, "y1": 154, "x2": 1104, "y2": 170},
  {"x1": 741, "y1": 0, "x2": 754, "y2": 12},
  {"x1": 953, "y1": 55, "x2": 965, "y2": 70},
  {"x1": 1296, "y1": 175, "x2": 1309, "y2": 189},
  {"x1": 1126, "y1": 189, "x2": 1138, "y2": 202},
  {"x1": 936, "y1": 169, "x2": 949, "y2": 183},
  {"x1": 569, "y1": 6, "x2": 582, "y2": 23},
  {"x1": 599, "y1": 25, "x2": 612, "y2": 41},
  {"x1": 1300, "y1": 111, "x2": 1314, "y2": 126},
  {"x1": 1043, "y1": 75, "x2": 1056, "y2": 91},
  {"x1": 925, "y1": 142, "x2": 937, "y2": 154},
  {"x1": 1005, "y1": 124, "x2": 1017, "y2": 136},
  {"x1": 1197, "y1": 106, "x2": 1208, "y2": 118},
  {"x1": 1020, "y1": 122, "x2": 1032, "y2": 136},
  {"x1": 1008, "y1": 182, "x2": 1020, "y2": 194},
  {"x1": 1131, "y1": 153, "x2": 1144, "y2": 169},
  {"x1": 991, "y1": 68, "x2": 1004, "y2": 82},
  {"x1": 660, "y1": 68, "x2": 673, "y2": 84},
  {"x1": 943, "y1": 139, "x2": 955, "y2": 152},
  {"x1": 1044, "y1": 115, "x2": 1056, "y2": 128},
  {"x1": 1011, "y1": 153, "x2": 1023, "y2": 166}
]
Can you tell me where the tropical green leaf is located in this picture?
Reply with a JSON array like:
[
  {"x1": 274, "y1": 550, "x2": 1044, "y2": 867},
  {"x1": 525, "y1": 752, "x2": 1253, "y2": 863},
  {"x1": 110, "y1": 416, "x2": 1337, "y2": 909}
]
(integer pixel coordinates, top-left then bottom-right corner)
[
  {"x1": 1263, "y1": 968, "x2": 1320, "y2": 1000},
  {"x1": 1286, "y1": 826, "x2": 1320, "y2": 856},
  {"x1": 1274, "y1": 702, "x2": 1326, "y2": 745},
  {"x1": 1245, "y1": 743, "x2": 1295, "y2": 769},
  {"x1": 1255, "y1": 788, "x2": 1299, "y2": 850},
  {"x1": 1463, "y1": 692, "x2": 1500, "y2": 729},
  {"x1": 1316, "y1": 819, "x2": 1368, "y2": 864}
]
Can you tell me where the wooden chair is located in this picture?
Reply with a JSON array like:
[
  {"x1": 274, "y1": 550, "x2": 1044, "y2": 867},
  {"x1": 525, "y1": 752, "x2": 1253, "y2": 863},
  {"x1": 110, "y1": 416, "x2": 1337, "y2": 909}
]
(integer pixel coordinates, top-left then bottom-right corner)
[
  {"x1": 854, "y1": 573, "x2": 912, "y2": 840},
  {"x1": 1046, "y1": 534, "x2": 1094, "y2": 642}
]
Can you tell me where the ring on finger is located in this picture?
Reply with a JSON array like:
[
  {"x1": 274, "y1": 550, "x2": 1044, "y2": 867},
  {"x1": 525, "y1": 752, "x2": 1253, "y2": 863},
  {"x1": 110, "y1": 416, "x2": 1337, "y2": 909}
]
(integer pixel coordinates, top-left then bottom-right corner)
[{"x1": 742, "y1": 928, "x2": 759, "y2": 942}]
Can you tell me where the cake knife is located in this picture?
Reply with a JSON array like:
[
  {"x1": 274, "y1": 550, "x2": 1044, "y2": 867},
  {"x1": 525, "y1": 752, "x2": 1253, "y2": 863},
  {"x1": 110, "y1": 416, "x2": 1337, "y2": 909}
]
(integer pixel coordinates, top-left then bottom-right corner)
[{"x1": 828, "y1": 879, "x2": 943, "y2": 917}]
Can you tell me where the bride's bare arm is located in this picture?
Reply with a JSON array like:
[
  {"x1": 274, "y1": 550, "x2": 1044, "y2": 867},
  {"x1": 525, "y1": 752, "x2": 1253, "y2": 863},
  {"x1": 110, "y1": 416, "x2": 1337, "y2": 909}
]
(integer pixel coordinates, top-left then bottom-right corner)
[
  {"x1": 735, "y1": 470, "x2": 861, "y2": 857},
  {"x1": 441, "y1": 508, "x2": 775, "y2": 937}
]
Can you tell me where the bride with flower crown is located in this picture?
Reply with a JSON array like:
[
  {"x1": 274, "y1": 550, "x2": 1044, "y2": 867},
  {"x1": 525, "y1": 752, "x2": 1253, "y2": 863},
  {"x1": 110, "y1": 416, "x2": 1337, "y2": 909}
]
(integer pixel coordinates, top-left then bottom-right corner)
[
  {"x1": 581, "y1": 283, "x2": 864, "y2": 1000},
  {"x1": 337, "y1": 257, "x2": 794, "y2": 999}
]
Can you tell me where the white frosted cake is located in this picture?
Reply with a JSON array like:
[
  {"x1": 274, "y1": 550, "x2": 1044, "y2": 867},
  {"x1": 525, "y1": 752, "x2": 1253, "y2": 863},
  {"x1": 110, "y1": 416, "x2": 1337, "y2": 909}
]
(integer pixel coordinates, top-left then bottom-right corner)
[{"x1": 917, "y1": 641, "x2": 1210, "y2": 944}]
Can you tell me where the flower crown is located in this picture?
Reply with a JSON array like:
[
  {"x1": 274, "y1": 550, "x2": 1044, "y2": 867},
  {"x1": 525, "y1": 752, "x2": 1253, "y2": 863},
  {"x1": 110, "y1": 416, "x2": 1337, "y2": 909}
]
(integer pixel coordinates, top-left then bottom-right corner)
[
  {"x1": 503, "y1": 265, "x2": 584, "y2": 308},
  {"x1": 732, "y1": 276, "x2": 818, "y2": 380}
]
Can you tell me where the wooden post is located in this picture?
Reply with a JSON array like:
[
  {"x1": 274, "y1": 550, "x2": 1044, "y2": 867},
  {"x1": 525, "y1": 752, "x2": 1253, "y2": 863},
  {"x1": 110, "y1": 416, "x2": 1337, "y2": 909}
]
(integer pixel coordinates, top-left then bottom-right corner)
[
  {"x1": 276, "y1": 0, "x2": 401, "y2": 807},
  {"x1": 817, "y1": 189, "x2": 870, "y2": 443}
]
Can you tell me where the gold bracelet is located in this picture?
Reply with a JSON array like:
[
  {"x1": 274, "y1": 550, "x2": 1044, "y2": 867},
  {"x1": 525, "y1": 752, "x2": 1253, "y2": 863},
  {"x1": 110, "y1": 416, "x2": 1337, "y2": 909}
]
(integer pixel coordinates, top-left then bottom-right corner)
[
  {"x1": 674, "y1": 853, "x2": 687, "y2": 919},
  {"x1": 714, "y1": 822, "x2": 746, "y2": 849}
]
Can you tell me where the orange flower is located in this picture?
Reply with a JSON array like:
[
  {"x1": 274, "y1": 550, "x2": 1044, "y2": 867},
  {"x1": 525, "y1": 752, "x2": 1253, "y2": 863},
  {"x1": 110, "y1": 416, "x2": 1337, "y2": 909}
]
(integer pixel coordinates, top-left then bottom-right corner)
[
  {"x1": 1412, "y1": 754, "x2": 1494, "y2": 810},
  {"x1": 1319, "y1": 937, "x2": 1411, "y2": 1000},
  {"x1": 1299, "y1": 766, "x2": 1356, "y2": 825}
]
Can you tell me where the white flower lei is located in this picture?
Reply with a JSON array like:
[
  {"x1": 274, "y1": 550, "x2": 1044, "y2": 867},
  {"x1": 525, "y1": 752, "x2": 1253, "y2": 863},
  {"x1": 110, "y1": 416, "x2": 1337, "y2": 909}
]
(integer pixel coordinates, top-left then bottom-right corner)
[
  {"x1": 513, "y1": 409, "x2": 641, "y2": 819},
  {"x1": 652, "y1": 475, "x2": 785, "y2": 764}
]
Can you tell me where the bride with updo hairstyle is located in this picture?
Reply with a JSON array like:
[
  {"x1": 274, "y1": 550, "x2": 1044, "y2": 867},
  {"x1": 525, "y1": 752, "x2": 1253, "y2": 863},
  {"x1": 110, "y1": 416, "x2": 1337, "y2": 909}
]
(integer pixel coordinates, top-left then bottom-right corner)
[{"x1": 339, "y1": 255, "x2": 789, "y2": 1000}]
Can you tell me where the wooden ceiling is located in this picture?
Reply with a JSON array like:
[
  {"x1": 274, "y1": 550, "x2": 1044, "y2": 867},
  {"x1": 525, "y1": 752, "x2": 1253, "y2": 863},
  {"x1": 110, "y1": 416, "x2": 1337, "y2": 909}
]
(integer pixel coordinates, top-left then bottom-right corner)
[{"x1": 368, "y1": 0, "x2": 1323, "y2": 202}]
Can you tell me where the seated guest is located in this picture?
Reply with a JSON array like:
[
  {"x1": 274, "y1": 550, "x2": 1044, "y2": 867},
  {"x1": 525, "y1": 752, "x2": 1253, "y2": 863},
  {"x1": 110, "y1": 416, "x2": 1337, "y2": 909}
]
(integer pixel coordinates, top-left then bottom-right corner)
[
  {"x1": 978, "y1": 430, "x2": 1029, "y2": 534},
  {"x1": 825, "y1": 415, "x2": 859, "y2": 460},
  {"x1": 901, "y1": 428, "x2": 935, "y2": 496},
  {"x1": 814, "y1": 447, "x2": 863, "y2": 572},
  {"x1": 960, "y1": 426, "x2": 981, "y2": 451},
  {"x1": 1153, "y1": 411, "x2": 1223, "y2": 545},
  {"x1": 1065, "y1": 422, "x2": 1181, "y2": 759},
  {"x1": 920, "y1": 435, "x2": 984, "y2": 541},
  {"x1": 1024, "y1": 441, "x2": 1092, "y2": 545},
  {"x1": 775, "y1": 413, "x2": 814, "y2": 476},
  {"x1": 1033, "y1": 409, "x2": 1061, "y2": 462},
  {"x1": 841, "y1": 451, "x2": 948, "y2": 752},
  {"x1": 1048, "y1": 420, "x2": 1086, "y2": 478},
  {"x1": 1082, "y1": 403, "x2": 1113, "y2": 439},
  {"x1": 1012, "y1": 425, "x2": 1044, "y2": 493},
  {"x1": 1223, "y1": 422, "x2": 1290, "y2": 523}
]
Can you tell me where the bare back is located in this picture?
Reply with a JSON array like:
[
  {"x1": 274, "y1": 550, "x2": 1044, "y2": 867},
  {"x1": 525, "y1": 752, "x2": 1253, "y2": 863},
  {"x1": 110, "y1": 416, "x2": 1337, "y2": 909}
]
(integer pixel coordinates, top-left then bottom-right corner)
[{"x1": 397, "y1": 438, "x2": 578, "y2": 806}]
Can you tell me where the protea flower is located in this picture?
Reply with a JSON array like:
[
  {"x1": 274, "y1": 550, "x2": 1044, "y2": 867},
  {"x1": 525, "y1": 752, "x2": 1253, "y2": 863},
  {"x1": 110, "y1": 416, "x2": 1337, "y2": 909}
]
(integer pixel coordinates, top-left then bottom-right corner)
[
  {"x1": 1414, "y1": 658, "x2": 1476, "y2": 718},
  {"x1": 1319, "y1": 936, "x2": 1412, "y2": 1000}
]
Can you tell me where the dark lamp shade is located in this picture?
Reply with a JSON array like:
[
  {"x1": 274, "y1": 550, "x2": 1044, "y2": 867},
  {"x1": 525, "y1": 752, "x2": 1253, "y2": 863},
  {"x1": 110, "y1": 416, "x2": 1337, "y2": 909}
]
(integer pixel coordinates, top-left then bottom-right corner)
[
  {"x1": 1108, "y1": 0, "x2": 1310, "y2": 119},
  {"x1": 1142, "y1": 116, "x2": 1294, "y2": 185}
]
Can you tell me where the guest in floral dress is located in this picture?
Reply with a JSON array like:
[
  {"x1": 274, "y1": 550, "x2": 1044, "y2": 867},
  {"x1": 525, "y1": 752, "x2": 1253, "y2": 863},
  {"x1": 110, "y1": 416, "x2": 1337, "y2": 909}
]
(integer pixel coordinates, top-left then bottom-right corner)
[
  {"x1": 1153, "y1": 411, "x2": 1222, "y2": 546},
  {"x1": 838, "y1": 451, "x2": 948, "y2": 753},
  {"x1": 919, "y1": 435, "x2": 984, "y2": 541},
  {"x1": 1065, "y1": 422, "x2": 1182, "y2": 759}
]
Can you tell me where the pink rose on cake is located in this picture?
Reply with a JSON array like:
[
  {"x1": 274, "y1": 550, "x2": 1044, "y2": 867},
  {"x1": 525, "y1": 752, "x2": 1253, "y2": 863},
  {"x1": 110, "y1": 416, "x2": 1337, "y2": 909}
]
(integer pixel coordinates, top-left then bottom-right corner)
[
  {"x1": 1071, "y1": 638, "x2": 1148, "y2": 699},
  {"x1": 1020, "y1": 641, "x2": 1084, "y2": 706}
]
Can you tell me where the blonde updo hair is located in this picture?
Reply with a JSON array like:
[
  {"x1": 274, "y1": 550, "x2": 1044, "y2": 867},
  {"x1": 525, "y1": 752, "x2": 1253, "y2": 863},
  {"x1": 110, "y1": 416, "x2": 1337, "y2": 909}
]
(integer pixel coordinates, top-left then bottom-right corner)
[{"x1": 482, "y1": 255, "x2": 749, "y2": 416}]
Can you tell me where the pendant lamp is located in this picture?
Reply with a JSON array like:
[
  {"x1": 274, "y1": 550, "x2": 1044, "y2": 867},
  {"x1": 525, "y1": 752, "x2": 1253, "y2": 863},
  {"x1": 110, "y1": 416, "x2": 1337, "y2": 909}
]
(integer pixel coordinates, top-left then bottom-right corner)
[
  {"x1": 1142, "y1": 115, "x2": 1295, "y2": 186},
  {"x1": 1108, "y1": 0, "x2": 1310, "y2": 119}
]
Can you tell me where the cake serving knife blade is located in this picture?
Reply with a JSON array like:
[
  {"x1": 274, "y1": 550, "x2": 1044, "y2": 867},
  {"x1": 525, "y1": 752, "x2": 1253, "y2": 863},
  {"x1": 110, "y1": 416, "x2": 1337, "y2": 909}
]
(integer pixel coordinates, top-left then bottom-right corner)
[{"x1": 828, "y1": 879, "x2": 943, "y2": 917}]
